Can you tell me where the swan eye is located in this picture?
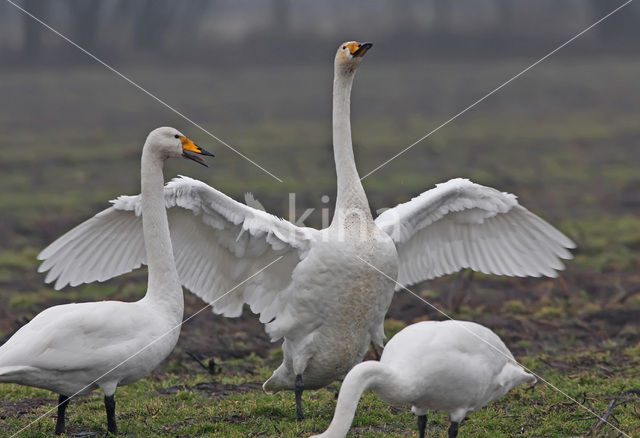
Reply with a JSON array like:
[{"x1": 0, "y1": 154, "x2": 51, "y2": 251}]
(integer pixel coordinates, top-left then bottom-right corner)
[
  {"x1": 342, "y1": 46, "x2": 346, "y2": 50},
  {"x1": 174, "y1": 134, "x2": 180, "y2": 138}
]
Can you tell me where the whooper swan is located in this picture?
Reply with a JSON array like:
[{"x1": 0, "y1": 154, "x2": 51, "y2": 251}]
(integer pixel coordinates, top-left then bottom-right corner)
[
  {"x1": 310, "y1": 320, "x2": 536, "y2": 438},
  {"x1": 0, "y1": 127, "x2": 213, "y2": 434}
]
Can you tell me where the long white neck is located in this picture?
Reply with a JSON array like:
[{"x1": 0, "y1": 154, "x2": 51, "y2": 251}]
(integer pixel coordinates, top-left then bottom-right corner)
[
  {"x1": 317, "y1": 361, "x2": 398, "y2": 438},
  {"x1": 331, "y1": 64, "x2": 371, "y2": 227},
  {"x1": 140, "y1": 144, "x2": 183, "y2": 320}
]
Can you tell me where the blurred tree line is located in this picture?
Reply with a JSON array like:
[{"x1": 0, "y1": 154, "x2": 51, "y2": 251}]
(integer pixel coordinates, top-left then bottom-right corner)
[{"x1": 0, "y1": 0, "x2": 638, "y2": 65}]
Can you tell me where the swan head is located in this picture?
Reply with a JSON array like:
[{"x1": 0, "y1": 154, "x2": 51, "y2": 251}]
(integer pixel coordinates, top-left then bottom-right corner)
[
  {"x1": 146, "y1": 126, "x2": 214, "y2": 167},
  {"x1": 335, "y1": 41, "x2": 372, "y2": 73}
]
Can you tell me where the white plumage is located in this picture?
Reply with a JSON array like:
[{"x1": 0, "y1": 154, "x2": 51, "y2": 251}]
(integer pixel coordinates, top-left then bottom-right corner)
[
  {"x1": 39, "y1": 175, "x2": 315, "y2": 321},
  {"x1": 37, "y1": 42, "x2": 574, "y2": 419},
  {"x1": 310, "y1": 320, "x2": 536, "y2": 438},
  {"x1": 376, "y1": 178, "x2": 575, "y2": 285},
  {"x1": 0, "y1": 127, "x2": 213, "y2": 435}
]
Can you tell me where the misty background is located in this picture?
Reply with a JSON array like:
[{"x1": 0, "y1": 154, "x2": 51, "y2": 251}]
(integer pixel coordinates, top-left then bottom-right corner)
[{"x1": 1, "y1": 0, "x2": 639, "y2": 64}]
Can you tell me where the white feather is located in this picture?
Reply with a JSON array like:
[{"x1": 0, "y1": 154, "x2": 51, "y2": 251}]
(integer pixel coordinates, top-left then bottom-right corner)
[{"x1": 376, "y1": 178, "x2": 575, "y2": 289}]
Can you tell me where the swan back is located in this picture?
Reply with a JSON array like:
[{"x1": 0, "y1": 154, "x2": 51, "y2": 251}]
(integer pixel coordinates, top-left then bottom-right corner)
[
  {"x1": 380, "y1": 320, "x2": 534, "y2": 420},
  {"x1": 382, "y1": 320, "x2": 516, "y2": 364}
]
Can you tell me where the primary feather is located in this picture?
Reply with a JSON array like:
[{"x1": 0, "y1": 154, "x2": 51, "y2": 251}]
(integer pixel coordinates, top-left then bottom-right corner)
[{"x1": 375, "y1": 178, "x2": 575, "y2": 287}]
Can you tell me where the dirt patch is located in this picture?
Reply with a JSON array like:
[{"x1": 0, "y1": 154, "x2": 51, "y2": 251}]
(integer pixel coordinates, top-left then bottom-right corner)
[
  {"x1": 158, "y1": 381, "x2": 263, "y2": 399},
  {"x1": 0, "y1": 397, "x2": 52, "y2": 433},
  {"x1": 350, "y1": 422, "x2": 417, "y2": 437},
  {"x1": 172, "y1": 293, "x2": 273, "y2": 361},
  {"x1": 0, "y1": 397, "x2": 50, "y2": 418}
]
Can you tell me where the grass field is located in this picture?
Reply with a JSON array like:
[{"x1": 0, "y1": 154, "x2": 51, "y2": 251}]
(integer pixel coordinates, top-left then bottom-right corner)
[{"x1": 1, "y1": 54, "x2": 639, "y2": 437}]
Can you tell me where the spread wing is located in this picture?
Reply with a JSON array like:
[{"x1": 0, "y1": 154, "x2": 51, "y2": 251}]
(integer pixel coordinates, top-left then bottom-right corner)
[
  {"x1": 375, "y1": 178, "x2": 575, "y2": 288},
  {"x1": 38, "y1": 176, "x2": 318, "y2": 319}
]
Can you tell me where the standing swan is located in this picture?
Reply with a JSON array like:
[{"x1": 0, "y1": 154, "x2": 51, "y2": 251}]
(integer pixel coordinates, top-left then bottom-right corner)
[
  {"x1": 36, "y1": 42, "x2": 574, "y2": 419},
  {"x1": 310, "y1": 321, "x2": 536, "y2": 438},
  {"x1": 0, "y1": 127, "x2": 213, "y2": 434}
]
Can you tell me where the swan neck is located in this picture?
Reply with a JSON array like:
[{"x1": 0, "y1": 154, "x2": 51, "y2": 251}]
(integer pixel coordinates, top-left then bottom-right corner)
[
  {"x1": 321, "y1": 361, "x2": 392, "y2": 437},
  {"x1": 331, "y1": 66, "x2": 371, "y2": 226},
  {"x1": 140, "y1": 145, "x2": 183, "y2": 317}
]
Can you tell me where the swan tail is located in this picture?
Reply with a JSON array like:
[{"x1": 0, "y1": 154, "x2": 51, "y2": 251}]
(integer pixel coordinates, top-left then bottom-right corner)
[
  {"x1": 263, "y1": 363, "x2": 294, "y2": 393},
  {"x1": 0, "y1": 366, "x2": 37, "y2": 382},
  {"x1": 498, "y1": 362, "x2": 536, "y2": 390}
]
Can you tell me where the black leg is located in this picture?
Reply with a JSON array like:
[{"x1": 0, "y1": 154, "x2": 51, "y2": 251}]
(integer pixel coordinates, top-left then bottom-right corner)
[
  {"x1": 417, "y1": 414, "x2": 427, "y2": 438},
  {"x1": 370, "y1": 342, "x2": 381, "y2": 360},
  {"x1": 104, "y1": 395, "x2": 118, "y2": 435},
  {"x1": 55, "y1": 394, "x2": 70, "y2": 435},
  {"x1": 294, "y1": 374, "x2": 304, "y2": 421},
  {"x1": 448, "y1": 421, "x2": 459, "y2": 438}
]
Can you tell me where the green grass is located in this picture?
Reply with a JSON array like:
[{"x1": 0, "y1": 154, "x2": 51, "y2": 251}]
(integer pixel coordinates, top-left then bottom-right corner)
[{"x1": 1, "y1": 350, "x2": 638, "y2": 437}]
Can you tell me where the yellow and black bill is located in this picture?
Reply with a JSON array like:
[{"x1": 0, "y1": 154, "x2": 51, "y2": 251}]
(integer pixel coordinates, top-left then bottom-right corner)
[
  {"x1": 180, "y1": 136, "x2": 214, "y2": 167},
  {"x1": 351, "y1": 42, "x2": 373, "y2": 57}
]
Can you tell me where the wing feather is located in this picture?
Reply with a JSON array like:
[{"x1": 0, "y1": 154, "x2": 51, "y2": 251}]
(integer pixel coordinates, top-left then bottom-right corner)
[
  {"x1": 375, "y1": 178, "x2": 575, "y2": 288},
  {"x1": 38, "y1": 176, "x2": 318, "y2": 325}
]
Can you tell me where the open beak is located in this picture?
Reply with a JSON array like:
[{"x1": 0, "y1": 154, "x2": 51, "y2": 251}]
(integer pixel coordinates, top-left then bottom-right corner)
[
  {"x1": 352, "y1": 42, "x2": 373, "y2": 58},
  {"x1": 180, "y1": 136, "x2": 214, "y2": 167}
]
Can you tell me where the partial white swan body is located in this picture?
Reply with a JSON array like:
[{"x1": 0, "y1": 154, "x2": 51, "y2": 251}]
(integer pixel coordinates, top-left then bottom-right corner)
[
  {"x1": 0, "y1": 300, "x2": 178, "y2": 396},
  {"x1": 0, "y1": 127, "x2": 213, "y2": 434},
  {"x1": 311, "y1": 320, "x2": 535, "y2": 438},
  {"x1": 263, "y1": 223, "x2": 397, "y2": 393},
  {"x1": 37, "y1": 42, "x2": 574, "y2": 418}
]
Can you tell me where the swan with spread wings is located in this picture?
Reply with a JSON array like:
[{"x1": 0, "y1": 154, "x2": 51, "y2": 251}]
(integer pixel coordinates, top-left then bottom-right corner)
[{"x1": 38, "y1": 42, "x2": 574, "y2": 420}]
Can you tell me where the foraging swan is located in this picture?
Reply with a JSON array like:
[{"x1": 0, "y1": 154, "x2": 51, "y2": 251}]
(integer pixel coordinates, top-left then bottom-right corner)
[
  {"x1": 310, "y1": 320, "x2": 536, "y2": 438},
  {"x1": 37, "y1": 42, "x2": 574, "y2": 419},
  {"x1": 0, "y1": 127, "x2": 213, "y2": 434}
]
